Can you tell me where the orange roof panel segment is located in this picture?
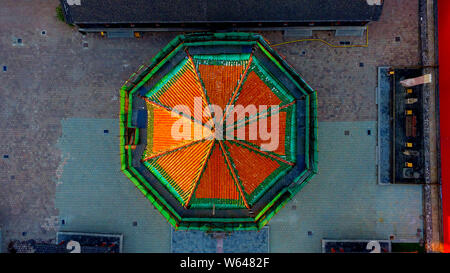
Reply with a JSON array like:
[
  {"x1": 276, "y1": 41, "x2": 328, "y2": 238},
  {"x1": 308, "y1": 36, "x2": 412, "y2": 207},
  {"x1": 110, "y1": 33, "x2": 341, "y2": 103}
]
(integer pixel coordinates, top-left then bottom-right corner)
[
  {"x1": 191, "y1": 142, "x2": 245, "y2": 207},
  {"x1": 223, "y1": 141, "x2": 282, "y2": 195},
  {"x1": 224, "y1": 59, "x2": 295, "y2": 129},
  {"x1": 233, "y1": 111, "x2": 287, "y2": 156},
  {"x1": 148, "y1": 139, "x2": 214, "y2": 204},
  {"x1": 147, "y1": 58, "x2": 212, "y2": 126},
  {"x1": 234, "y1": 71, "x2": 282, "y2": 110},
  {"x1": 197, "y1": 64, "x2": 245, "y2": 112},
  {"x1": 225, "y1": 70, "x2": 282, "y2": 128},
  {"x1": 144, "y1": 101, "x2": 213, "y2": 159}
]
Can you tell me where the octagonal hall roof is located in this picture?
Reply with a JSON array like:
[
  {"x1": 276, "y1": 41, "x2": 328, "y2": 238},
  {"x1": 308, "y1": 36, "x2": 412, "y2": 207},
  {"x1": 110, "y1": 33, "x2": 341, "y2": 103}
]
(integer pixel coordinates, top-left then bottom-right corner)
[{"x1": 120, "y1": 33, "x2": 318, "y2": 231}]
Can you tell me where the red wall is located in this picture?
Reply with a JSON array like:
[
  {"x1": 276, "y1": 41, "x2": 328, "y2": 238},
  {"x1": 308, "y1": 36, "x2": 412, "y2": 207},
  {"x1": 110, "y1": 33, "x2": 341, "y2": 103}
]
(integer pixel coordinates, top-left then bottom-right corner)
[{"x1": 438, "y1": 0, "x2": 450, "y2": 253}]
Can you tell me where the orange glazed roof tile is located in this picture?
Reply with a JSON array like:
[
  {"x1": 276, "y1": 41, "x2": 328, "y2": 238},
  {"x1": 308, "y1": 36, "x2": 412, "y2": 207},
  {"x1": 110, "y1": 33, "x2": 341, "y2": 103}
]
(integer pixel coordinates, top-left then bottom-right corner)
[{"x1": 141, "y1": 51, "x2": 297, "y2": 209}]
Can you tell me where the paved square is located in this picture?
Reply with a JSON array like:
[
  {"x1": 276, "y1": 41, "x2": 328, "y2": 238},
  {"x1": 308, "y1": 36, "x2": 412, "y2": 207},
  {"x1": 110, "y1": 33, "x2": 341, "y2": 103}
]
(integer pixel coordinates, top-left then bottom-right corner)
[{"x1": 0, "y1": 0, "x2": 423, "y2": 252}]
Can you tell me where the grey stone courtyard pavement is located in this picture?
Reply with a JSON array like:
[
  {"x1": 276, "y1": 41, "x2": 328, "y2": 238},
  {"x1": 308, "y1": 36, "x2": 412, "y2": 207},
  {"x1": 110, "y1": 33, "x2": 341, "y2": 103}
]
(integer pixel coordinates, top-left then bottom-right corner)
[{"x1": 0, "y1": 0, "x2": 424, "y2": 252}]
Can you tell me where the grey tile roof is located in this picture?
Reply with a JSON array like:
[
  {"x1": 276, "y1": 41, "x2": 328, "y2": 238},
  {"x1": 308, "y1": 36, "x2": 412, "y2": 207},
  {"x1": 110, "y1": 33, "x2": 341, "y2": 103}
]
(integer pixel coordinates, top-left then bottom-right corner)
[{"x1": 61, "y1": 0, "x2": 383, "y2": 24}]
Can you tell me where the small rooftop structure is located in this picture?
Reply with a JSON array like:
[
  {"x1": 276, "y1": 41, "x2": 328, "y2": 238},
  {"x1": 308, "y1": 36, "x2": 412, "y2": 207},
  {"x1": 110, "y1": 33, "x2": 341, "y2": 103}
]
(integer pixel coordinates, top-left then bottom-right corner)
[
  {"x1": 60, "y1": 0, "x2": 383, "y2": 31},
  {"x1": 120, "y1": 33, "x2": 318, "y2": 231}
]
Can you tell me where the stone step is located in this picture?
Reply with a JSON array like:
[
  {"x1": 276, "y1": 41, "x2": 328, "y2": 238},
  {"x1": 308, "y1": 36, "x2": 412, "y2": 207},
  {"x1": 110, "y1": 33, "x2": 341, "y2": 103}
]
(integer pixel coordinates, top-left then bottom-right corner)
[
  {"x1": 107, "y1": 30, "x2": 134, "y2": 38},
  {"x1": 335, "y1": 28, "x2": 365, "y2": 37},
  {"x1": 284, "y1": 29, "x2": 313, "y2": 38}
]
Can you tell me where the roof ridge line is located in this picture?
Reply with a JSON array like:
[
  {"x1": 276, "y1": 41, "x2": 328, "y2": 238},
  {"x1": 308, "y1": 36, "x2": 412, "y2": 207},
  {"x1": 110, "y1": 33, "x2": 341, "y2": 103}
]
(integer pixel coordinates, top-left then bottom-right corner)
[
  {"x1": 229, "y1": 139, "x2": 294, "y2": 167},
  {"x1": 221, "y1": 52, "x2": 254, "y2": 126},
  {"x1": 184, "y1": 140, "x2": 216, "y2": 208},
  {"x1": 218, "y1": 140, "x2": 250, "y2": 209},
  {"x1": 142, "y1": 96, "x2": 214, "y2": 131}
]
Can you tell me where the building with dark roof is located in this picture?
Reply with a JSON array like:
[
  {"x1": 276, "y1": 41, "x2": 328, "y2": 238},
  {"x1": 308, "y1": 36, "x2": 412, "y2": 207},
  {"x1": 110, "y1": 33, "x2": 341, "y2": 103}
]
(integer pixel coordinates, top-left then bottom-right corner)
[{"x1": 60, "y1": 0, "x2": 383, "y2": 32}]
